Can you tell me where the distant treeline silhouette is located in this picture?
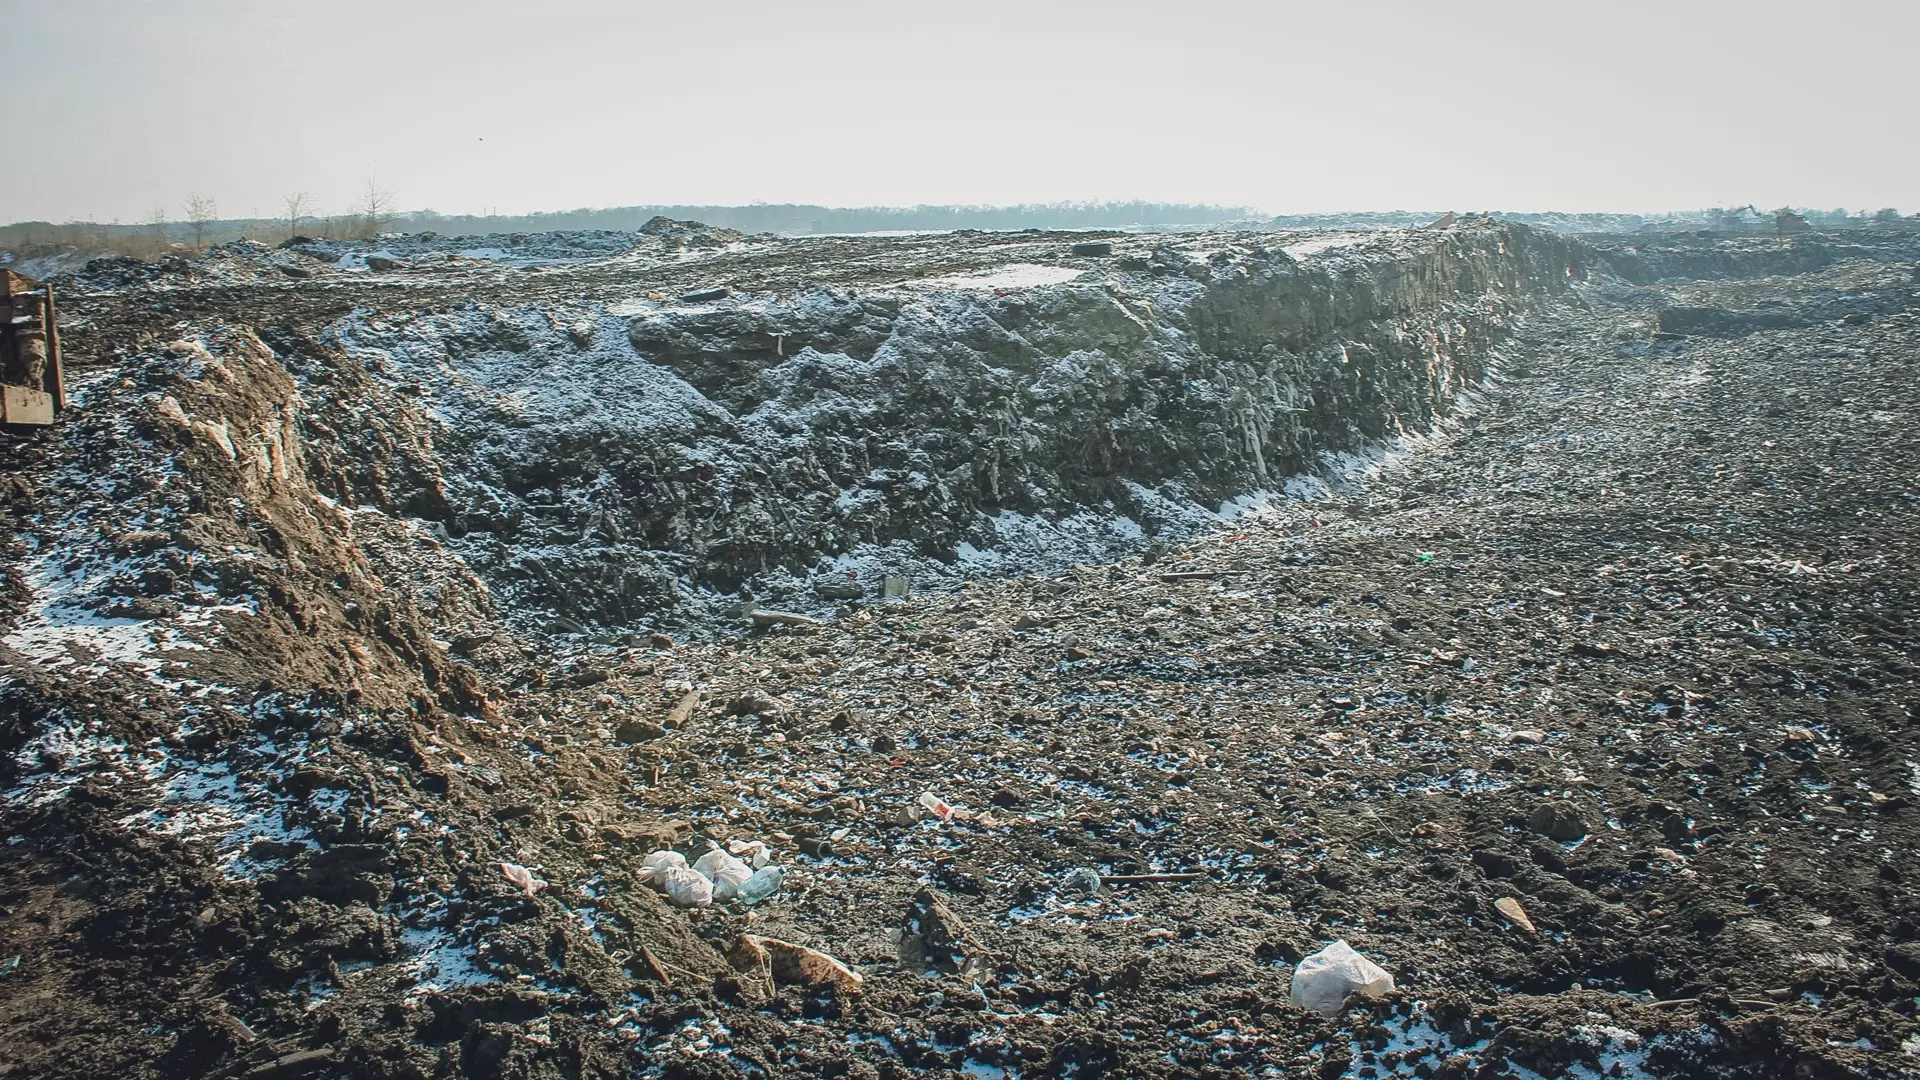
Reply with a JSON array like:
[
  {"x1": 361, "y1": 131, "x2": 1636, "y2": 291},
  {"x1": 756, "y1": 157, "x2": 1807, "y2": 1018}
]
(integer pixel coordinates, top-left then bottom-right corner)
[{"x1": 0, "y1": 201, "x2": 1256, "y2": 252}]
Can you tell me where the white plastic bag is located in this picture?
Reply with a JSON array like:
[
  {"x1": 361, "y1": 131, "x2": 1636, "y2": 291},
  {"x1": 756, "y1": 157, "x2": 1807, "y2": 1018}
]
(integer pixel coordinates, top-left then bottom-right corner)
[
  {"x1": 694, "y1": 848, "x2": 754, "y2": 901},
  {"x1": 661, "y1": 866, "x2": 714, "y2": 907},
  {"x1": 1288, "y1": 939, "x2": 1394, "y2": 1015},
  {"x1": 637, "y1": 850, "x2": 688, "y2": 886},
  {"x1": 728, "y1": 839, "x2": 773, "y2": 868}
]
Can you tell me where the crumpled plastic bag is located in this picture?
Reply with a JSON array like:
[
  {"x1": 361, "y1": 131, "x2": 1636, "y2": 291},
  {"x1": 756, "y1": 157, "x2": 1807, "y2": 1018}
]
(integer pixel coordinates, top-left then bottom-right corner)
[
  {"x1": 694, "y1": 848, "x2": 754, "y2": 901},
  {"x1": 637, "y1": 849, "x2": 689, "y2": 886},
  {"x1": 1288, "y1": 939, "x2": 1394, "y2": 1015},
  {"x1": 728, "y1": 839, "x2": 774, "y2": 868},
  {"x1": 661, "y1": 866, "x2": 714, "y2": 907}
]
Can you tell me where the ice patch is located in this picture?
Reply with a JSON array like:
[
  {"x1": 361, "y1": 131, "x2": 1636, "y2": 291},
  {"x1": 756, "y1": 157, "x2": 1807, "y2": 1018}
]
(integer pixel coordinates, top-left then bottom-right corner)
[
  {"x1": 912, "y1": 264, "x2": 1085, "y2": 290},
  {"x1": 2, "y1": 552, "x2": 250, "y2": 690},
  {"x1": 400, "y1": 926, "x2": 498, "y2": 993},
  {"x1": 1283, "y1": 234, "x2": 1373, "y2": 259}
]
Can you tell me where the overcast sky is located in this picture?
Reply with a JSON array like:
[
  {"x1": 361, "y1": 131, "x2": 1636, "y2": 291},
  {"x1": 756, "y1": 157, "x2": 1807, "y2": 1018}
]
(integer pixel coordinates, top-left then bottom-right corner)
[{"x1": 3, "y1": 0, "x2": 1913, "y2": 223}]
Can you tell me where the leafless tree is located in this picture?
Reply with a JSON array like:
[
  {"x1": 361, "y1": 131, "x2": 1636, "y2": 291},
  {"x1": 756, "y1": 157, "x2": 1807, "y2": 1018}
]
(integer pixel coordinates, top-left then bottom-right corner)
[
  {"x1": 146, "y1": 205, "x2": 169, "y2": 237},
  {"x1": 281, "y1": 192, "x2": 313, "y2": 240},
  {"x1": 353, "y1": 178, "x2": 396, "y2": 239},
  {"x1": 184, "y1": 194, "x2": 218, "y2": 247}
]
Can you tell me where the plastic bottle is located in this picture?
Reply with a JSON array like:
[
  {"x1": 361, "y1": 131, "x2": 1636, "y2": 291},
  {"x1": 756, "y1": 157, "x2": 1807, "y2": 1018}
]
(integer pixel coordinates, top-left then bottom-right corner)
[{"x1": 738, "y1": 866, "x2": 785, "y2": 904}]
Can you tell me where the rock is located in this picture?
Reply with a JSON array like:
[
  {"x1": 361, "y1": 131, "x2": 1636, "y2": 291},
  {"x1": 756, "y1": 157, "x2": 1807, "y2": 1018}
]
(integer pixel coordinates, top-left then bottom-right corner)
[
  {"x1": 725, "y1": 692, "x2": 783, "y2": 717},
  {"x1": 899, "y1": 889, "x2": 980, "y2": 977},
  {"x1": 615, "y1": 719, "x2": 667, "y2": 743},
  {"x1": 1528, "y1": 801, "x2": 1589, "y2": 841},
  {"x1": 1061, "y1": 867, "x2": 1104, "y2": 896},
  {"x1": 815, "y1": 579, "x2": 865, "y2": 600},
  {"x1": 1506, "y1": 730, "x2": 1548, "y2": 744},
  {"x1": 1069, "y1": 241, "x2": 1114, "y2": 256},
  {"x1": 1884, "y1": 942, "x2": 1920, "y2": 980}
]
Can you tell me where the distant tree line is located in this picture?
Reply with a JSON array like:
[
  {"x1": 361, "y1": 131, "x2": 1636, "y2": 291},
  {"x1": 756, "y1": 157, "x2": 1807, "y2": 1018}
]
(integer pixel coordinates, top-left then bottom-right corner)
[
  {"x1": 0, "y1": 200, "x2": 1256, "y2": 255},
  {"x1": 2, "y1": 198, "x2": 1910, "y2": 259}
]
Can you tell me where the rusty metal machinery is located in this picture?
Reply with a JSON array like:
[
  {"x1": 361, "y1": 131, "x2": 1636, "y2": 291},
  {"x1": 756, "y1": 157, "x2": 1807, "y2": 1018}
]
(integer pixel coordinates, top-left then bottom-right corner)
[{"x1": 0, "y1": 269, "x2": 64, "y2": 426}]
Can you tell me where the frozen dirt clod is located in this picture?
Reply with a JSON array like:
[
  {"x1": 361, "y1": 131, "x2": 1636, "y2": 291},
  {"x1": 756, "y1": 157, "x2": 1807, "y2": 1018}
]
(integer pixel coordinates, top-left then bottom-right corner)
[{"x1": 3, "y1": 219, "x2": 1920, "y2": 1079}]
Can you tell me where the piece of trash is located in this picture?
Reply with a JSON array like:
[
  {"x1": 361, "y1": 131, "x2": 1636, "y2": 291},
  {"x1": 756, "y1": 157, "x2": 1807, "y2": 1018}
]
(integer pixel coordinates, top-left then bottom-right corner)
[
  {"x1": 661, "y1": 867, "x2": 714, "y2": 907},
  {"x1": 1288, "y1": 939, "x2": 1395, "y2": 1016},
  {"x1": 1061, "y1": 867, "x2": 1104, "y2": 896},
  {"x1": 739, "y1": 865, "x2": 785, "y2": 904},
  {"x1": 729, "y1": 839, "x2": 773, "y2": 868},
  {"x1": 918, "y1": 792, "x2": 956, "y2": 822},
  {"x1": 499, "y1": 861, "x2": 545, "y2": 896},
  {"x1": 731, "y1": 934, "x2": 864, "y2": 994},
  {"x1": 749, "y1": 608, "x2": 822, "y2": 629},
  {"x1": 677, "y1": 286, "x2": 731, "y2": 303},
  {"x1": 694, "y1": 848, "x2": 754, "y2": 900},
  {"x1": 1495, "y1": 896, "x2": 1537, "y2": 932},
  {"x1": 0, "y1": 955, "x2": 19, "y2": 978},
  {"x1": 882, "y1": 575, "x2": 910, "y2": 599},
  {"x1": 637, "y1": 849, "x2": 688, "y2": 885},
  {"x1": 1416, "y1": 551, "x2": 1436, "y2": 562}
]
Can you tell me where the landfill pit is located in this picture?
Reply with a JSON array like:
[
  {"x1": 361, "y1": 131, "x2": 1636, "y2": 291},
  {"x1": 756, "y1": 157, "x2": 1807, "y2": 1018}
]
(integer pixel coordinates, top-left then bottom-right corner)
[{"x1": 2, "y1": 220, "x2": 1919, "y2": 1079}]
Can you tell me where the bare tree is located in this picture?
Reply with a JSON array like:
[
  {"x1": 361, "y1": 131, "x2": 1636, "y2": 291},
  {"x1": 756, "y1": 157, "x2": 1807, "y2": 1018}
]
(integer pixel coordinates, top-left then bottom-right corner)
[
  {"x1": 147, "y1": 205, "x2": 169, "y2": 237},
  {"x1": 280, "y1": 192, "x2": 312, "y2": 240},
  {"x1": 352, "y1": 178, "x2": 396, "y2": 239},
  {"x1": 184, "y1": 194, "x2": 218, "y2": 247}
]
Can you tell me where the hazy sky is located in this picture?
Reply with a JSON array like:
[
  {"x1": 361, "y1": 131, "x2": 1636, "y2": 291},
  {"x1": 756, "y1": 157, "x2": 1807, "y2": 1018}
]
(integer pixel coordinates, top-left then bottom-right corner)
[{"x1": 3, "y1": 0, "x2": 1913, "y2": 223}]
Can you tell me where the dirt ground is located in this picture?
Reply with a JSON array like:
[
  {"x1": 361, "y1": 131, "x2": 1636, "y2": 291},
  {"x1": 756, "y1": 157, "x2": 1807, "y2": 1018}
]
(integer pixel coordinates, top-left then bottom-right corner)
[{"x1": 3, "y1": 230, "x2": 1919, "y2": 1079}]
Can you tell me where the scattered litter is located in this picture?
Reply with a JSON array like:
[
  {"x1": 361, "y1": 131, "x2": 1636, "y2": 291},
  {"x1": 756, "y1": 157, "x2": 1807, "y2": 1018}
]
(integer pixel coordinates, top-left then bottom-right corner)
[
  {"x1": 661, "y1": 867, "x2": 714, "y2": 908},
  {"x1": 1289, "y1": 940, "x2": 1395, "y2": 1016},
  {"x1": 1495, "y1": 896, "x2": 1537, "y2": 932},
  {"x1": 731, "y1": 934, "x2": 864, "y2": 994},
  {"x1": 499, "y1": 862, "x2": 545, "y2": 896},
  {"x1": 918, "y1": 792, "x2": 957, "y2": 822}
]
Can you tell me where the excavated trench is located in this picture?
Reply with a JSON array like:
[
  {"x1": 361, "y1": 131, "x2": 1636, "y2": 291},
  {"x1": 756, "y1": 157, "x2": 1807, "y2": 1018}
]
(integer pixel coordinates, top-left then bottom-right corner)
[{"x1": 290, "y1": 221, "x2": 1590, "y2": 633}]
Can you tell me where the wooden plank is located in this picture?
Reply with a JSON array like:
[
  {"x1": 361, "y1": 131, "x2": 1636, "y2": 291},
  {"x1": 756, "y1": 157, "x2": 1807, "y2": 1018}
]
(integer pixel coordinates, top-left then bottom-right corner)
[
  {"x1": 1, "y1": 383, "x2": 53, "y2": 425},
  {"x1": 42, "y1": 280, "x2": 62, "y2": 409}
]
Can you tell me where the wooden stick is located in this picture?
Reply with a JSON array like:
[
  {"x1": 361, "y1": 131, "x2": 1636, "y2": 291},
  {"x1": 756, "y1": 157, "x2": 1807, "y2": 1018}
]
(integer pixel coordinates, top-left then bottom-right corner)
[
  {"x1": 664, "y1": 690, "x2": 700, "y2": 729},
  {"x1": 639, "y1": 946, "x2": 673, "y2": 987}
]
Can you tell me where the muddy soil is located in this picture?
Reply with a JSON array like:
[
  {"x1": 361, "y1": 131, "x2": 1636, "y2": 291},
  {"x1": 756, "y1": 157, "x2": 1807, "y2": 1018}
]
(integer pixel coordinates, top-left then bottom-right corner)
[{"x1": 3, "y1": 227, "x2": 1919, "y2": 1080}]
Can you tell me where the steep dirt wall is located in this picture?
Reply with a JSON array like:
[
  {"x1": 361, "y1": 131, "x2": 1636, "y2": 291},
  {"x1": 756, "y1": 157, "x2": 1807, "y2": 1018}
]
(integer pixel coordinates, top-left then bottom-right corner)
[
  {"x1": 316, "y1": 221, "x2": 1589, "y2": 632},
  {"x1": 0, "y1": 325, "x2": 497, "y2": 775}
]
